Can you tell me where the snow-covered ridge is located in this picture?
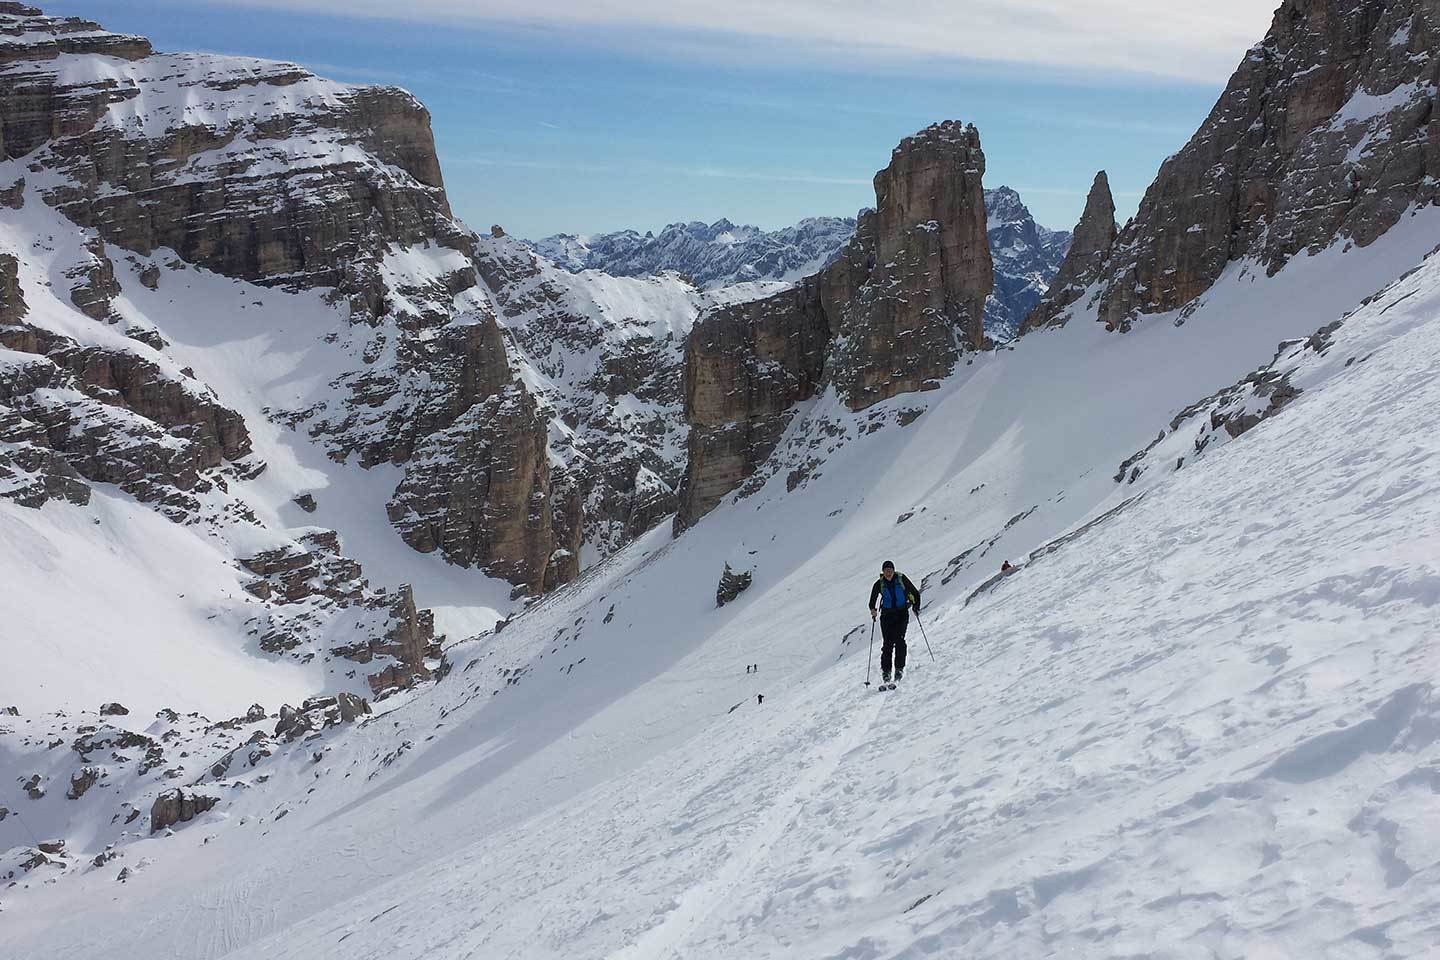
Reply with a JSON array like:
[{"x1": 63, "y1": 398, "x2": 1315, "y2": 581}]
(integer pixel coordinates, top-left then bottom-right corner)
[
  {"x1": 528, "y1": 216, "x2": 857, "y2": 290},
  {"x1": 529, "y1": 188, "x2": 1069, "y2": 342},
  {"x1": 983, "y1": 186, "x2": 1071, "y2": 340}
]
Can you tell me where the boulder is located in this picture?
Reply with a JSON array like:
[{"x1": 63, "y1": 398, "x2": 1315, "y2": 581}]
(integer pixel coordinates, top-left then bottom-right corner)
[
  {"x1": 66, "y1": 766, "x2": 100, "y2": 799},
  {"x1": 274, "y1": 704, "x2": 316, "y2": 742},
  {"x1": 22, "y1": 773, "x2": 44, "y2": 799},
  {"x1": 716, "y1": 563, "x2": 753, "y2": 607},
  {"x1": 149, "y1": 789, "x2": 217, "y2": 833}
]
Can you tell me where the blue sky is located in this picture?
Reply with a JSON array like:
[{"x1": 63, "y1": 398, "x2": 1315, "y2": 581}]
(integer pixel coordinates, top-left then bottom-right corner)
[{"x1": 47, "y1": 1, "x2": 1274, "y2": 239}]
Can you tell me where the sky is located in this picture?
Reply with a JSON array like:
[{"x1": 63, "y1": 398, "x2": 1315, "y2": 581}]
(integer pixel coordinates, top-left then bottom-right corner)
[{"x1": 45, "y1": 1, "x2": 1277, "y2": 240}]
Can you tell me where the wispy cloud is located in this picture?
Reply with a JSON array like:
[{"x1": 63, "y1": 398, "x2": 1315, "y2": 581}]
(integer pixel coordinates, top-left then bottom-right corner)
[
  {"x1": 451, "y1": 154, "x2": 869, "y2": 187},
  {"x1": 682, "y1": 165, "x2": 870, "y2": 186},
  {"x1": 202, "y1": 0, "x2": 1274, "y2": 84}
]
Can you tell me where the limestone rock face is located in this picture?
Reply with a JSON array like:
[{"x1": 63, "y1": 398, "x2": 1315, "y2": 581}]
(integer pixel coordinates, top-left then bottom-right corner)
[
  {"x1": 274, "y1": 691, "x2": 371, "y2": 741},
  {"x1": 330, "y1": 584, "x2": 444, "y2": 698},
  {"x1": 1091, "y1": 0, "x2": 1440, "y2": 329},
  {"x1": 241, "y1": 530, "x2": 365, "y2": 609},
  {"x1": 67, "y1": 239, "x2": 121, "y2": 322},
  {"x1": 675, "y1": 282, "x2": 831, "y2": 531},
  {"x1": 0, "y1": 5, "x2": 459, "y2": 316},
  {"x1": 1021, "y1": 172, "x2": 1118, "y2": 333},
  {"x1": 475, "y1": 233, "x2": 767, "y2": 561},
  {"x1": 676, "y1": 122, "x2": 993, "y2": 529},
  {"x1": 386, "y1": 383, "x2": 565, "y2": 596},
  {"x1": 0, "y1": 325, "x2": 253, "y2": 517},
  {"x1": 239, "y1": 530, "x2": 442, "y2": 694},
  {"x1": 0, "y1": 7, "x2": 579, "y2": 597},
  {"x1": 830, "y1": 122, "x2": 993, "y2": 408},
  {"x1": 149, "y1": 788, "x2": 217, "y2": 834},
  {"x1": 1, "y1": 251, "x2": 26, "y2": 323},
  {"x1": 0, "y1": 4, "x2": 151, "y2": 65}
]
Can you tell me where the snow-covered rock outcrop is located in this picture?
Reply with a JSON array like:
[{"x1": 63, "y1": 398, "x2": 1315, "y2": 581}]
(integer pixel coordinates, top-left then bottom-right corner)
[
  {"x1": 1051, "y1": 0, "x2": 1440, "y2": 330},
  {"x1": 676, "y1": 120, "x2": 995, "y2": 530},
  {"x1": 529, "y1": 216, "x2": 856, "y2": 290},
  {"x1": 982, "y1": 186, "x2": 1071, "y2": 340},
  {"x1": 530, "y1": 191, "x2": 1069, "y2": 344}
]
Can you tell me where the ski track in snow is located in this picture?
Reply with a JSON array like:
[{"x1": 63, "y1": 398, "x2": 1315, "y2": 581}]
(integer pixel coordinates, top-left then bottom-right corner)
[{"x1": 613, "y1": 687, "x2": 888, "y2": 960}]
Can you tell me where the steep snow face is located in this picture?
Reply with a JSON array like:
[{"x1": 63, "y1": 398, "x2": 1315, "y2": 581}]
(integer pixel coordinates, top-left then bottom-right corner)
[
  {"x1": 0, "y1": 184, "x2": 469, "y2": 717},
  {"x1": 6, "y1": 197, "x2": 1436, "y2": 957},
  {"x1": 528, "y1": 217, "x2": 857, "y2": 290}
]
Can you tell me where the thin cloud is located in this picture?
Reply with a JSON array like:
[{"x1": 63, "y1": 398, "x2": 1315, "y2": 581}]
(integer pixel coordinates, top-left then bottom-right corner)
[
  {"x1": 451, "y1": 154, "x2": 869, "y2": 187},
  {"x1": 202, "y1": 0, "x2": 1275, "y2": 83},
  {"x1": 681, "y1": 165, "x2": 870, "y2": 186}
]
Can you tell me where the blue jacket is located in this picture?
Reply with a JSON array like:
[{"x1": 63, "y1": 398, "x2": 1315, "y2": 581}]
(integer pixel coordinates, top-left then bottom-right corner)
[{"x1": 869, "y1": 573, "x2": 920, "y2": 613}]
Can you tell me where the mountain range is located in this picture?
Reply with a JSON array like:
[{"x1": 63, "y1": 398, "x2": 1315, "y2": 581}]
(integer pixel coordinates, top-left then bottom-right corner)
[
  {"x1": 528, "y1": 187, "x2": 1070, "y2": 341},
  {"x1": 2, "y1": 1, "x2": 1438, "y2": 957}
]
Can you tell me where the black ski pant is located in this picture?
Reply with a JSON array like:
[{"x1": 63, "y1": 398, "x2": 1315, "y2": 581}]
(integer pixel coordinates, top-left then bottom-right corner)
[{"x1": 879, "y1": 609, "x2": 909, "y2": 676}]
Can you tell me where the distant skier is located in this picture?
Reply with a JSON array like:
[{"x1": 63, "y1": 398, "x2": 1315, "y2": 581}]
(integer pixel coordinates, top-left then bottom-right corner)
[
  {"x1": 869, "y1": 561, "x2": 920, "y2": 685},
  {"x1": 1001, "y1": 560, "x2": 1012, "y2": 572}
]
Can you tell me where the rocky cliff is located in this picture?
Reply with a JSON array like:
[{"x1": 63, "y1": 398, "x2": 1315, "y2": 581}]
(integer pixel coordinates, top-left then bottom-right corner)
[
  {"x1": 0, "y1": 4, "x2": 596, "y2": 597},
  {"x1": 0, "y1": 1, "x2": 458, "y2": 317},
  {"x1": 676, "y1": 121, "x2": 994, "y2": 530},
  {"x1": 475, "y1": 232, "x2": 789, "y2": 560},
  {"x1": 531, "y1": 193, "x2": 1067, "y2": 344},
  {"x1": 1072, "y1": 0, "x2": 1440, "y2": 331},
  {"x1": 1020, "y1": 172, "x2": 1117, "y2": 333},
  {"x1": 0, "y1": 4, "x2": 476, "y2": 699}
]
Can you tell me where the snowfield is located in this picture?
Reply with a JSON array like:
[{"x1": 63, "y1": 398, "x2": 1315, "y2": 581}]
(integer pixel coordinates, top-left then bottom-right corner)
[{"x1": 3, "y1": 200, "x2": 1437, "y2": 957}]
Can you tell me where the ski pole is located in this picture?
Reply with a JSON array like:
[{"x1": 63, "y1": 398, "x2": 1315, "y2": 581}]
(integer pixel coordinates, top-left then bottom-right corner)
[
  {"x1": 864, "y1": 619, "x2": 876, "y2": 687},
  {"x1": 915, "y1": 609, "x2": 936, "y2": 662}
]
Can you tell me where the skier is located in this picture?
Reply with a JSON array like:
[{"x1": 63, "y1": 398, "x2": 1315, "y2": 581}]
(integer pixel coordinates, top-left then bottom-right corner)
[{"x1": 868, "y1": 561, "x2": 920, "y2": 687}]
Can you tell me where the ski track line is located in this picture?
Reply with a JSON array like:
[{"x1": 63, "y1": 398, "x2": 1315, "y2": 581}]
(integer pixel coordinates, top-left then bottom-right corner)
[{"x1": 607, "y1": 686, "x2": 886, "y2": 960}]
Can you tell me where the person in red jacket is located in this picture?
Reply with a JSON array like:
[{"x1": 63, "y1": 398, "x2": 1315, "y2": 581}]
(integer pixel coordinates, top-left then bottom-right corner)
[{"x1": 868, "y1": 561, "x2": 921, "y2": 684}]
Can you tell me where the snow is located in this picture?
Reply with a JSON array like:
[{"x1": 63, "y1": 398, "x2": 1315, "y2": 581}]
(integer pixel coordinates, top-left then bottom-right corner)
[
  {"x1": 121, "y1": 246, "x2": 517, "y2": 643},
  {"x1": 3, "y1": 8, "x2": 1438, "y2": 954},
  {"x1": 1330, "y1": 81, "x2": 1431, "y2": 127},
  {"x1": 0, "y1": 179, "x2": 512, "y2": 717},
  {"x1": 4, "y1": 196, "x2": 1438, "y2": 958},
  {"x1": 0, "y1": 490, "x2": 318, "y2": 717}
]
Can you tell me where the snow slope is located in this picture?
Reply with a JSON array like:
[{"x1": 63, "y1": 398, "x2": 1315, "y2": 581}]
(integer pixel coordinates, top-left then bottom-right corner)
[
  {"x1": 0, "y1": 182, "x2": 511, "y2": 716},
  {"x1": 4, "y1": 199, "x2": 1436, "y2": 957}
]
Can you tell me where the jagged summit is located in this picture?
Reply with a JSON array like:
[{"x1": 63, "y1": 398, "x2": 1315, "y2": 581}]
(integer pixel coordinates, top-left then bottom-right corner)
[
  {"x1": 1020, "y1": 171, "x2": 1117, "y2": 333},
  {"x1": 1086, "y1": 0, "x2": 1440, "y2": 330},
  {"x1": 675, "y1": 119, "x2": 995, "y2": 531},
  {"x1": 531, "y1": 190, "x2": 1068, "y2": 341},
  {"x1": 984, "y1": 186, "x2": 1071, "y2": 339},
  {"x1": 529, "y1": 216, "x2": 857, "y2": 289}
]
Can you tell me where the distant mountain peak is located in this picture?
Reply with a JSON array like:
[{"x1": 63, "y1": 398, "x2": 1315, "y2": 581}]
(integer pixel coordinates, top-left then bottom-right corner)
[{"x1": 527, "y1": 190, "x2": 1068, "y2": 340}]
